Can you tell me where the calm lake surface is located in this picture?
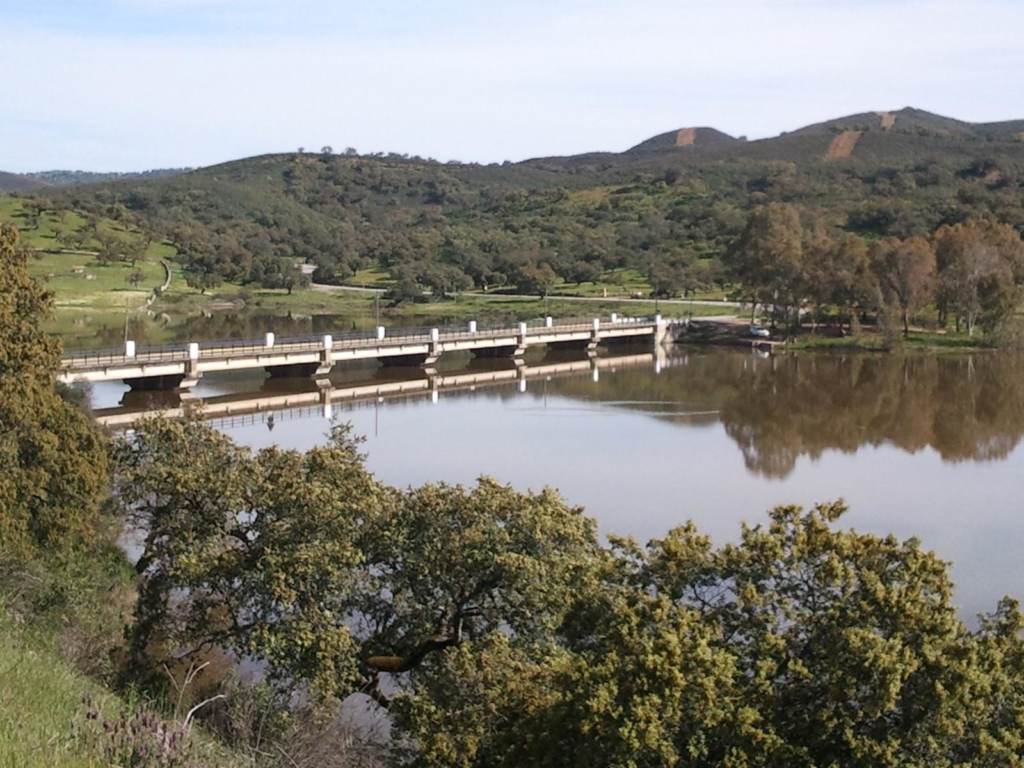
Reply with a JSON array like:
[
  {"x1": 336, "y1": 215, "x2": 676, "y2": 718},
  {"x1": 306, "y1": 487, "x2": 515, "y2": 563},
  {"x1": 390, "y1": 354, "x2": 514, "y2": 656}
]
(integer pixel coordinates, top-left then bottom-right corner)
[{"x1": 86, "y1": 345, "x2": 1024, "y2": 619}]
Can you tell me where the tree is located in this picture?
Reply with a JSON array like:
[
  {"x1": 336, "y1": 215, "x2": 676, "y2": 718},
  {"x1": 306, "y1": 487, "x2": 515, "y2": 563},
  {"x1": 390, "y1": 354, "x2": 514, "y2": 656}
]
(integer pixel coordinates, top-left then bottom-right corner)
[
  {"x1": 562, "y1": 260, "x2": 601, "y2": 286},
  {"x1": 21, "y1": 199, "x2": 46, "y2": 230},
  {"x1": 0, "y1": 224, "x2": 108, "y2": 555},
  {"x1": 934, "y1": 220, "x2": 1024, "y2": 335},
  {"x1": 726, "y1": 204, "x2": 808, "y2": 329},
  {"x1": 321, "y1": 145, "x2": 334, "y2": 155},
  {"x1": 125, "y1": 268, "x2": 146, "y2": 289},
  {"x1": 513, "y1": 261, "x2": 558, "y2": 297},
  {"x1": 57, "y1": 226, "x2": 89, "y2": 252},
  {"x1": 112, "y1": 419, "x2": 600, "y2": 708},
  {"x1": 94, "y1": 231, "x2": 127, "y2": 266},
  {"x1": 183, "y1": 252, "x2": 224, "y2": 294},
  {"x1": 871, "y1": 236, "x2": 936, "y2": 337},
  {"x1": 397, "y1": 502, "x2": 1024, "y2": 768},
  {"x1": 184, "y1": 266, "x2": 223, "y2": 294},
  {"x1": 385, "y1": 270, "x2": 425, "y2": 305},
  {"x1": 112, "y1": 420, "x2": 378, "y2": 693}
]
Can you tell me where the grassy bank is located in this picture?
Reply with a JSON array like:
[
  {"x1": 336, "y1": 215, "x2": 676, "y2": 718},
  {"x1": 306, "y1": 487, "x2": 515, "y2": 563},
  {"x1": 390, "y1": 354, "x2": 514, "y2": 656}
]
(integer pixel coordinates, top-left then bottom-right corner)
[
  {"x1": 0, "y1": 617, "x2": 246, "y2": 768},
  {"x1": 787, "y1": 330, "x2": 993, "y2": 352}
]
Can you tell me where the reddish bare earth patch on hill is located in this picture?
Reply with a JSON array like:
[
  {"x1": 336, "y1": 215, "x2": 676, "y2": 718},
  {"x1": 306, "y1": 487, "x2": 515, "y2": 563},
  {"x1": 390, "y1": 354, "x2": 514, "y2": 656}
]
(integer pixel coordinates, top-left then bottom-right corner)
[
  {"x1": 878, "y1": 111, "x2": 896, "y2": 130},
  {"x1": 825, "y1": 130, "x2": 863, "y2": 160},
  {"x1": 675, "y1": 128, "x2": 697, "y2": 147}
]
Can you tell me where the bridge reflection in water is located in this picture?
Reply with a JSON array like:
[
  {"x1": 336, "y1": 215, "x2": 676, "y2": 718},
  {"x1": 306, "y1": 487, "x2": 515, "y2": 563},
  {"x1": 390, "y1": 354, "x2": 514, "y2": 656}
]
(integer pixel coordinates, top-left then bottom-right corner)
[{"x1": 93, "y1": 348, "x2": 672, "y2": 431}]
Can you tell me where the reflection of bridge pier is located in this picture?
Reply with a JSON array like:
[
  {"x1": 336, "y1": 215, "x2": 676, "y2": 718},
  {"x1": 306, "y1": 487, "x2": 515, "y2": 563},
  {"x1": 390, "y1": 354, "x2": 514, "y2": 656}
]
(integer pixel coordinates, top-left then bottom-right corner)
[{"x1": 93, "y1": 348, "x2": 676, "y2": 430}]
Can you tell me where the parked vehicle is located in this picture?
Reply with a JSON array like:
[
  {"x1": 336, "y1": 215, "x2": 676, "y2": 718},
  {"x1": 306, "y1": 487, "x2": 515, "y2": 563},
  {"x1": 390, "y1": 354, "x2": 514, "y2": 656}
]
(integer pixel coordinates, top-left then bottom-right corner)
[{"x1": 749, "y1": 323, "x2": 771, "y2": 338}]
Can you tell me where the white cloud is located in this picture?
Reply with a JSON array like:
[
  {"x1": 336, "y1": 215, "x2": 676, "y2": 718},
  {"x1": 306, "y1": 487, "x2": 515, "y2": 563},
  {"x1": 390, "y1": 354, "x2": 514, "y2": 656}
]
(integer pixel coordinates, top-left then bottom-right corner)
[{"x1": 1, "y1": 0, "x2": 1022, "y2": 170}]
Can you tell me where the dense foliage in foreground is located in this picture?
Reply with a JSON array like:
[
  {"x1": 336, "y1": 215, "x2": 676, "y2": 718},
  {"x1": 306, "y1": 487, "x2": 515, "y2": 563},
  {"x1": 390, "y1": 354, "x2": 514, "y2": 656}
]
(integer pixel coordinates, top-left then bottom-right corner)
[
  {"x1": 4, "y1": 221, "x2": 1024, "y2": 767},
  {"x1": 110, "y1": 418, "x2": 1024, "y2": 768}
]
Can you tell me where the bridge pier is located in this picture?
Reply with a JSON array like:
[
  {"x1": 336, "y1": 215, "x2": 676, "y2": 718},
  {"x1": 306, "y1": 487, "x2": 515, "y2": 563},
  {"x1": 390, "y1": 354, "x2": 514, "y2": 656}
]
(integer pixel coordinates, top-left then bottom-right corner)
[
  {"x1": 472, "y1": 344, "x2": 525, "y2": 359},
  {"x1": 381, "y1": 351, "x2": 440, "y2": 368},
  {"x1": 125, "y1": 373, "x2": 191, "y2": 392},
  {"x1": 546, "y1": 337, "x2": 599, "y2": 355},
  {"x1": 266, "y1": 361, "x2": 332, "y2": 379}
]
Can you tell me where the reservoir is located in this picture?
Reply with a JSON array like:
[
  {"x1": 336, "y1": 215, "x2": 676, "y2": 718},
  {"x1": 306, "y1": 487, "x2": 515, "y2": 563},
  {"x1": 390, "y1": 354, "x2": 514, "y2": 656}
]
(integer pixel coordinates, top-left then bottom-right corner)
[{"x1": 84, "y1": 345, "x2": 1024, "y2": 620}]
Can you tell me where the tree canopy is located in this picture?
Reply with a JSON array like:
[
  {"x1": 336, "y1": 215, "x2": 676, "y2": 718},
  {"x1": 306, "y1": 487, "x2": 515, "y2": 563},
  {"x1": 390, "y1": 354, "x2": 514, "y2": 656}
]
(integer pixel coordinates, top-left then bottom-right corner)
[{"x1": 0, "y1": 224, "x2": 108, "y2": 555}]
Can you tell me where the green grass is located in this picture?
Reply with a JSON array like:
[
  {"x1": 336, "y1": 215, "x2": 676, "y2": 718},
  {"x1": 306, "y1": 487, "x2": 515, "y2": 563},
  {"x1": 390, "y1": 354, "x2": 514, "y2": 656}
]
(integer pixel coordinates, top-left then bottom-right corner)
[
  {"x1": 28, "y1": 252, "x2": 166, "y2": 310},
  {"x1": 0, "y1": 620, "x2": 117, "y2": 768},
  {"x1": 2, "y1": 198, "x2": 178, "y2": 324},
  {"x1": 0, "y1": 613, "x2": 244, "y2": 768},
  {"x1": 788, "y1": 330, "x2": 991, "y2": 351},
  {"x1": 348, "y1": 266, "x2": 394, "y2": 288}
]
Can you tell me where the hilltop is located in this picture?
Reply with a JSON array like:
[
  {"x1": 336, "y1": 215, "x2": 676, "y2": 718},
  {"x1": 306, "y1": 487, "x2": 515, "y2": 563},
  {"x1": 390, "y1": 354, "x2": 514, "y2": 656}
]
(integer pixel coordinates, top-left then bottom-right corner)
[{"x1": 626, "y1": 126, "x2": 741, "y2": 153}]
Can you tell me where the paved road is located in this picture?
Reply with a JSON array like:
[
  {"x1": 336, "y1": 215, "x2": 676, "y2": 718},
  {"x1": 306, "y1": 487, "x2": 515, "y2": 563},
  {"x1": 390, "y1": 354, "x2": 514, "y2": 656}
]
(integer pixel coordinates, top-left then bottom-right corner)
[{"x1": 311, "y1": 282, "x2": 743, "y2": 309}]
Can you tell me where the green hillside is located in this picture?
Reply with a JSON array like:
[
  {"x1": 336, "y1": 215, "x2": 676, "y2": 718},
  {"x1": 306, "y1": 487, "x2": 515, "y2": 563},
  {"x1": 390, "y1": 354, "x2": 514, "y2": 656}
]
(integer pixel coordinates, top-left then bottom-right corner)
[{"x1": 3, "y1": 107, "x2": 1022, "y2": 321}]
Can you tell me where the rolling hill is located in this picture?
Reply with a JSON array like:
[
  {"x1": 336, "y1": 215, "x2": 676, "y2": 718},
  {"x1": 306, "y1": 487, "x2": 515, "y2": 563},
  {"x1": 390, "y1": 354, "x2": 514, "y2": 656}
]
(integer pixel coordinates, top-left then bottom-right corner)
[{"x1": 6, "y1": 107, "x2": 1023, "y2": 298}]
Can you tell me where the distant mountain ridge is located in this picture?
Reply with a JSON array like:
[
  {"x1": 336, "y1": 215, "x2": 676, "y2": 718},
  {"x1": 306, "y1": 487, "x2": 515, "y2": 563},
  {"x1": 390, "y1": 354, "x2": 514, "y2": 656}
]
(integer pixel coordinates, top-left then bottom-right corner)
[
  {"x1": 3, "y1": 108, "x2": 1023, "y2": 193},
  {"x1": 0, "y1": 167, "x2": 189, "y2": 192},
  {"x1": 517, "y1": 107, "x2": 1024, "y2": 173}
]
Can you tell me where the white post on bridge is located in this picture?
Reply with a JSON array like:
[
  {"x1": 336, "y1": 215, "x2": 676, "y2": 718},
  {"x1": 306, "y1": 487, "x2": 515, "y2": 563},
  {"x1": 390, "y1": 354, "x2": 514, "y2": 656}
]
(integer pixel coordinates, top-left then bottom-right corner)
[
  {"x1": 377, "y1": 326, "x2": 386, "y2": 341},
  {"x1": 124, "y1": 340, "x2": 136, "y2": 359},
  {"x1": 654, "y1": 314, "x2": 668, "y2": 346},
  {"x1": 468, "y1": 320, "x2": 477, "y2": 333},
  {"x1": 592, "y1": 318, "x2": 600, "y2": 332},
  {"x1": 188, "y1": 342, "x2": 199, "y2": 360},
  {"x1": 430, "y1": 328, "x2": 440, "y2": 342},
  {"x1": 323, "y1": 334, "x2": 333, "y2": 350},
  {"x1": 610, "y1": 312, "x2": 618, "y2": 323},
  {"x1": 264, "y1": 332, "x2": 275, "y2": 348},
  {"x1": 518, "y1": 322, "x2": 528, "y2": 336},
  {"x1": 545, "y1": 316, "x2": 553, "y2": 328}
]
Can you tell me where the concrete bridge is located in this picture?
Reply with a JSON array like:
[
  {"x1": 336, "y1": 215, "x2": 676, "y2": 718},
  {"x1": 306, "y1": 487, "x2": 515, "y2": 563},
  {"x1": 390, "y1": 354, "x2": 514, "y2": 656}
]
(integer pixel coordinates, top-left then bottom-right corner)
[
  {"x1": 59, "y1": 315, "x2": 680, "y2": 390},
  {"x1": 91, "y1": 349, "x2": 677, "y2": 430}
]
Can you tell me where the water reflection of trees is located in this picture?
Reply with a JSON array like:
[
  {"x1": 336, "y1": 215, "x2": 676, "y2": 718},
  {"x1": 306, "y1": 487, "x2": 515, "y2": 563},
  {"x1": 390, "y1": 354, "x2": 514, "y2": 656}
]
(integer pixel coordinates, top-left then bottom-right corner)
[{"x1": 557, "y1": 350, "x2": 1024, "y2": 479}]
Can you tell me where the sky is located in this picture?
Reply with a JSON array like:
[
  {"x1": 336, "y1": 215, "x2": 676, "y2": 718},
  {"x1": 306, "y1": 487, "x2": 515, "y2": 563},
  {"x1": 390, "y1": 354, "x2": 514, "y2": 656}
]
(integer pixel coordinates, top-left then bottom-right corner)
[{"x1": 2, "y1": 0, "x2": 1023, "y2": 172}]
